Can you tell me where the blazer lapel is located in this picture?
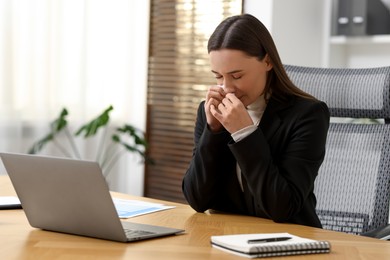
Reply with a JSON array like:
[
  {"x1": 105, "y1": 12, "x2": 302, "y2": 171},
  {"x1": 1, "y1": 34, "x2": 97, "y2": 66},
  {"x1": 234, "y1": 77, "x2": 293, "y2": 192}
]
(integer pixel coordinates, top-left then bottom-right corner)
[{"x1": 259, "y1": 96, "x2": 294, "y2": 141}]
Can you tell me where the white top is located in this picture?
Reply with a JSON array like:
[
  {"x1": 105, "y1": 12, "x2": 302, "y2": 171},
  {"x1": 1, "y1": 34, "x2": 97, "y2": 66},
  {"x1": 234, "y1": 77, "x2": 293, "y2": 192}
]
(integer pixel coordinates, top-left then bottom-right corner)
[{"x1": 231, "y1": 95, "x2": 267, "y2": 191}]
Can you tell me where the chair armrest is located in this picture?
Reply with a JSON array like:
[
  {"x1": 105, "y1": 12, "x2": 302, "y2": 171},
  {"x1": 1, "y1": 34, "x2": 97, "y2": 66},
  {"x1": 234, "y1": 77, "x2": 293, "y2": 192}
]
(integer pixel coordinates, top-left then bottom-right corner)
[{"x1": 361, "y1": 224, "x2": 390, "y2": 240}]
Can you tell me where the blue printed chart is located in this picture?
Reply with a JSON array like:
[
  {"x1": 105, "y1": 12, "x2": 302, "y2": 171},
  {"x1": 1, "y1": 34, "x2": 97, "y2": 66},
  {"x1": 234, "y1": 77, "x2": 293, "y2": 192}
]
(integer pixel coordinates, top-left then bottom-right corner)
[{"x1": 113, "y1": 198, "x2": 175, "y2": 218}]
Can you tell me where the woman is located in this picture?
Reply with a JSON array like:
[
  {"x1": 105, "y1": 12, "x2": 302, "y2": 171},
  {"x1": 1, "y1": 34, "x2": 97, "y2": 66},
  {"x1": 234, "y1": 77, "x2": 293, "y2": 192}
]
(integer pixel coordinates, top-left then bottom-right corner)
[{"x1": 182, "y1": 14, "x2": 329, "y2": 228}]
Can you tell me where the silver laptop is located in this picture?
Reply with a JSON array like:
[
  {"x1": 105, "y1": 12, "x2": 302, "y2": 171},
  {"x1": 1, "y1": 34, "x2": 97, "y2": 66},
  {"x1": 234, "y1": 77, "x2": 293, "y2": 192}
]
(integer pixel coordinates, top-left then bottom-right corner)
[{"x1": 0, "y1": 152, "x2": 184, "y2": 242}]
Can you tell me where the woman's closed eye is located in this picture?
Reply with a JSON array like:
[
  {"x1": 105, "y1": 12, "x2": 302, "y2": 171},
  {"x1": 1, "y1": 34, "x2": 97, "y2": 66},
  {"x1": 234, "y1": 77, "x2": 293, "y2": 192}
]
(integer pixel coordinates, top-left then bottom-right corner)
[
  {"x1": 212, "y1": 72, "x2": 242, "y2": 80},
  {"x1": 232, "y1": 74, "x2": 242, "y2": 80}
]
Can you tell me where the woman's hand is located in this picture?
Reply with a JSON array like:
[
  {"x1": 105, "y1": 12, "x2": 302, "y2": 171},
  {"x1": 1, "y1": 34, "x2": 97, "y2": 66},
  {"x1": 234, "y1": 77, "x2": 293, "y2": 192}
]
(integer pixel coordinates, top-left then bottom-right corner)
[
  {"x1": 210, "y1": 93, "x2": 253, "y2": 134},
  {"x1": 204, "y1": 85, "x2": 226, "y2": 132}
]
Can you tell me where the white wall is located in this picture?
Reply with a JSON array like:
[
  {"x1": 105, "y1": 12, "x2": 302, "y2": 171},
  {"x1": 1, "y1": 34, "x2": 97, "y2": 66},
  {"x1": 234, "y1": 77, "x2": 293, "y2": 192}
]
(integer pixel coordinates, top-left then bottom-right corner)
[
  {"x1": 244, "y1": 0, "x2": 329, "y2": 67},
  {"x1": 245, "y1": 0, "x2": 390, "y2": 68},
  {"x1": 271, "y1": 0, "x2": 329, "y2": 67},
  {"x1": 243, "y1": 0, "x2": 274, "y2": 31}
]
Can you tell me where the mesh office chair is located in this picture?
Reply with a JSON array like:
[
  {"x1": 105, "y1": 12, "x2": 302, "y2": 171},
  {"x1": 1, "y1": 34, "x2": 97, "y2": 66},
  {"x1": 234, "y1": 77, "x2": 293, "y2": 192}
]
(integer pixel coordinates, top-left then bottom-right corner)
[{"x1": 285, "y1": 65, "x2": 390, "y2": 239}]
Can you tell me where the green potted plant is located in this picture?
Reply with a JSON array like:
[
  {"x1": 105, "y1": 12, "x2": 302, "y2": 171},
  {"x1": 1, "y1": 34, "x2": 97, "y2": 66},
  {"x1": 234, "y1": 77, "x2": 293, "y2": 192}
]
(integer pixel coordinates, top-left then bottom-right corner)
[{"x1": 28, "y1": 105, "x2": 151, "y2": 178}]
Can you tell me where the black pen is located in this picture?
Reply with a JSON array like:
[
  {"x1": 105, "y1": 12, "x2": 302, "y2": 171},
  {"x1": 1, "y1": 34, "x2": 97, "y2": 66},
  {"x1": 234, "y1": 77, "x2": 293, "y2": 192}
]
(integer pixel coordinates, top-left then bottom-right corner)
[{"x1": 247, "y1": 236, "x2": 292, "y2": 244}]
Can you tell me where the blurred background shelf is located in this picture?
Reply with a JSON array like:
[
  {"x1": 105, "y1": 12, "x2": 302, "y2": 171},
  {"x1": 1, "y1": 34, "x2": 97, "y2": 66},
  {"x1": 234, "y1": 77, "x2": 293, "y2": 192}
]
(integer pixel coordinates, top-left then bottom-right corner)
[{"x1": 330, "y1": 35, "x2": 390, "y2": 45}]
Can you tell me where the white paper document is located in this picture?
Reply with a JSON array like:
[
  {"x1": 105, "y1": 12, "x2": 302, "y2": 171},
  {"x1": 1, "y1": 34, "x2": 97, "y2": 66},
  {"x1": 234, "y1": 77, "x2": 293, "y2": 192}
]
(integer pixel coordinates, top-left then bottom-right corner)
[
  {"x1": 113, "y1": 198, "x2": 175, "y2": 218},
  {"x1": 0, "y1": 196, "x2": 22, "y2": 209}
]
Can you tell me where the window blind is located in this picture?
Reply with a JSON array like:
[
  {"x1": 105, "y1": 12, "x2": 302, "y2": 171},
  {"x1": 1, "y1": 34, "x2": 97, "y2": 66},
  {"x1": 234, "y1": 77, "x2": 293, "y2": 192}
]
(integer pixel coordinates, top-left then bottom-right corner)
[{"x1": 145, "y1": 0, "x2": 243, "y2": 203}]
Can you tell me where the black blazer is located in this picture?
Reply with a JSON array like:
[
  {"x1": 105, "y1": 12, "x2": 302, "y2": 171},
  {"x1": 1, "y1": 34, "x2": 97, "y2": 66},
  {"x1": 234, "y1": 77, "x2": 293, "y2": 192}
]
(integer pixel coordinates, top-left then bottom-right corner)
[{"x1": 182, "y1": 94, "x2": 330, "y2": 228}]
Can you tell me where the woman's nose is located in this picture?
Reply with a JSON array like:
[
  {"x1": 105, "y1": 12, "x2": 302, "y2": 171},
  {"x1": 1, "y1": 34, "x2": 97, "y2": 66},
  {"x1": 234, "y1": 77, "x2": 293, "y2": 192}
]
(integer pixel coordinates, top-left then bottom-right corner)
[{"x1": 223, "y1": 82, "x2": 235, "y2": 93}]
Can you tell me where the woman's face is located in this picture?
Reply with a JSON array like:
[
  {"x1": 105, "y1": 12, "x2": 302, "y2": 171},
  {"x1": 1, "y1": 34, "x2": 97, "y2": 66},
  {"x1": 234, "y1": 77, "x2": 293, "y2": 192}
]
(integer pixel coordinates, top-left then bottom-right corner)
[{"x1": 209, "y1": 49, "x2": 273, "y2": 107}]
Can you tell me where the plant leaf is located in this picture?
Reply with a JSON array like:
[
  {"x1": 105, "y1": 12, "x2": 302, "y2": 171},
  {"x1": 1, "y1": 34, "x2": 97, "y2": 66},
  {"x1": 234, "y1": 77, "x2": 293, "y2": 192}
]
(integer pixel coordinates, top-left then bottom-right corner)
[
  {"x1": 116, "y1": 124, "x2": 148, "y2": 147},
  {"x1": 111, "y1": 133, "x2": 154, "y2": 164},
  {"x1": 51, "y1": 108, "x2": 68, "y2": 132},
  {"x1": 113, "y1": 135, "x2": 144, "y2": 156},
  {"x1": 28, "y1": 108, "x2": 68, "y2": 154},
  {"x1": 28, "y1": 133, "x2": 54, "y2": 154},
  {"x1": 75, "y1": 105, "x2": 114, "y2": 138}
]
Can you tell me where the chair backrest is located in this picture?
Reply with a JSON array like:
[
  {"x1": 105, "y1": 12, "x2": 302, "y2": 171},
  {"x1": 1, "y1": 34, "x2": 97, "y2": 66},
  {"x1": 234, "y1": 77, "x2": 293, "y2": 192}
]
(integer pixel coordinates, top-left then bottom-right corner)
[{"x1": 285, "y1": 65, "x2": 390, "y2": 235}]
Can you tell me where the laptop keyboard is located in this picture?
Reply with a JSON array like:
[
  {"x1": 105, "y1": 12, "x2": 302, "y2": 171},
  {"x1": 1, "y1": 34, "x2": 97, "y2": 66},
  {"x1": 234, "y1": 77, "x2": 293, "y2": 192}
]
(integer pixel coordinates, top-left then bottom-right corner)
[{"x1": 124, "y1": 229, "x2": 156, "y2": 238}]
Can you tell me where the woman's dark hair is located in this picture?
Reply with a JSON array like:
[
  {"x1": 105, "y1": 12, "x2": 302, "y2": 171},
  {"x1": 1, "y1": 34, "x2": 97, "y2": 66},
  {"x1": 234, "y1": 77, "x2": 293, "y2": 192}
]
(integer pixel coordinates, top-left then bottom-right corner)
[{"x1": 208, "y1": 13, "x2": 314, "y2": 102}]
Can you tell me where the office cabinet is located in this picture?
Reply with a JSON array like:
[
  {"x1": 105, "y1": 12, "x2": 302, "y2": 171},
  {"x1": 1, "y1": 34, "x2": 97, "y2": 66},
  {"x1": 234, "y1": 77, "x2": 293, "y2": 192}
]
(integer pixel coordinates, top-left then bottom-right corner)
[
  {"x1": 245, "y1": 0, "x2": 390, "y2": 68},
  {"x1": 333, "y1": 0, "x2": 390, "y2": 36}
]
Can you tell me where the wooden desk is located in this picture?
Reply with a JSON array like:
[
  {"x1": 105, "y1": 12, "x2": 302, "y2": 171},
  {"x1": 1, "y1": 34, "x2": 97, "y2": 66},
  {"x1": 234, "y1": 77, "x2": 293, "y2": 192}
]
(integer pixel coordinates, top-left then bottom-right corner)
[{"x1": 1, "y1": 175, "x2": 389, "y2": 259}]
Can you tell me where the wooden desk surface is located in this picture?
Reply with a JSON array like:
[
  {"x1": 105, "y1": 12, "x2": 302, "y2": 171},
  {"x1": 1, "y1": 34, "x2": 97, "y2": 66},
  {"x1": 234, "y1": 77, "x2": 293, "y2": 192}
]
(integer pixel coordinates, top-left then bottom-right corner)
[{"x1": 1, "y1": 175, "x2": 389, "y2": 259}]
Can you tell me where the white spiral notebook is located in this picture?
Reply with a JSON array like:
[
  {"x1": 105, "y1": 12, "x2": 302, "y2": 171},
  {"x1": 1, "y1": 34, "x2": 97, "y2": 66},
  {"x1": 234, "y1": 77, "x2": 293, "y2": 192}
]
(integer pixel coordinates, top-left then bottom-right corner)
[{"x1": 211, "y1": 232, "x2": 331, "y2": 258}]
